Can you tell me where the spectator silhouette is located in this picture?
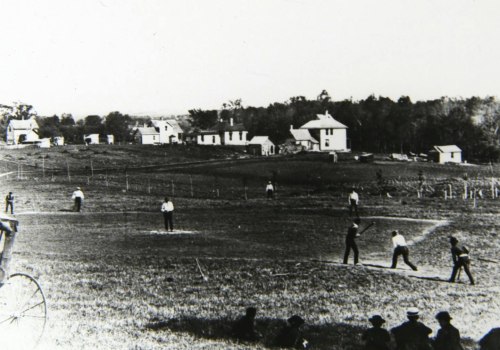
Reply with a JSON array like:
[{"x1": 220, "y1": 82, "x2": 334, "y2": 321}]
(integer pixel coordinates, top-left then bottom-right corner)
[
  {"x1": 391, "y1": 308, "x2": 432, "y2": 350},
  {"x1": 274, "y1": 315, "x2": 309, "y2": 348},
  {"x1": 362, "y1": 314, "x2": 391, "y2": 350},
  {"x1": 432, "y1": 311, "x2": 463, "y2": 350},
  {"x1": 231, "y1": 307, "x2": 260, "y2": 342},
  {"x1": 479, "y1": 328, "x2": 500, "y2": 350}
]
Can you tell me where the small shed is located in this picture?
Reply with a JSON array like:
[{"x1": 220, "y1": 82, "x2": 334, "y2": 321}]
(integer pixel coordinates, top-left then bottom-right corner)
[
  {"x1": 248, "y1": 136, "x2": 275, "y2": 156},
  {"x1": 429, "y1": 145, "x2": 462, "y2": 164},
  {"x1": 53, "y1": 136, "x2": 64, "y2": 146},
  {"x1": 36, "y1": 138, "x2": 51, "y2": 148},
  {"x1": 107, "y1": 135, "x2": 114, "y2": 145},
  {"x1": 84, "y1": 134, "x2": 100, "y2": 145}
]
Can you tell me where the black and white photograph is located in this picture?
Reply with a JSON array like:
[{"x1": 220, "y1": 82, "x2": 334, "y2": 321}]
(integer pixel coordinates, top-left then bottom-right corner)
[{"x1": 0, "y1": 0, "x2": 499, "y2": 349}]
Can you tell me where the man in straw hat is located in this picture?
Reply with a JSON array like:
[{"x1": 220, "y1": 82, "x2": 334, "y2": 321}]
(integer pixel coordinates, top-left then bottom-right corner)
[
  {"x1": 71, "y1": 187, "x2": 85, "y2": 212},
  {"x1": 362, "y1": 314, "x2": 391, "y2": 350},
  {"x1": 391, "y1": 307, "x2": 432, "y2": 350},
  {"x1": 433, "y1": 311, "x2": 463, "y2": 350},
  {"x1": 448, "y1": 236, "x2": 474, "y2": 285}
]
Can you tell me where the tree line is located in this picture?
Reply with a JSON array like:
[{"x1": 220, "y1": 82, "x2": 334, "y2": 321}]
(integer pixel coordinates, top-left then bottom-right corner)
[
  {"x1": 1, "y1": 92, "x2": 499, "y2": 161},
  {"x1": 189, "y1": 92, "x2": 500, "y2": 162}
]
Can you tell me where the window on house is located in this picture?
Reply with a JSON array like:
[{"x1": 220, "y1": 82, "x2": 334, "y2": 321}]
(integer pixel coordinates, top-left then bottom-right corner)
[
  {"x1": 451, "y1": 152, "x2": 454, "y2": 158},
  {"x1": 212, "y1": 136, "x2": 216, "y2": 143},
  {"x1": 239, "y1": 131, "x2": 243, "y2": 140},
  {"x1": 325, "y1": 140, "x2": 330, "y2": 147},
  {"x1": 201, "y1": 135, "x2": 205, "y2": 142},
  {"x1": 229, "y1": 132, "x2": 233, "y2": 141},
  {"x1": 330, "y1": 128, "x2": 333, "y2": 134}
]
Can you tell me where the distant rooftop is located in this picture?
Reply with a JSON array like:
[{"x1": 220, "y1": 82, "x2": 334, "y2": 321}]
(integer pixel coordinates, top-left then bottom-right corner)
[{"x1": 300, "y1": 111, "x2": 347, "y2": 129}]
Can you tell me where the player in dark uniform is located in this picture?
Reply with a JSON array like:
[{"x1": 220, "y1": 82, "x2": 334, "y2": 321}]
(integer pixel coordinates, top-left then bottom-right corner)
[
  {"x1": 448, "y1": 237, "x2": 474, "y2": 285},
  {"x1": 343, "y1": 218, "x2": 361, "y2": 265}
]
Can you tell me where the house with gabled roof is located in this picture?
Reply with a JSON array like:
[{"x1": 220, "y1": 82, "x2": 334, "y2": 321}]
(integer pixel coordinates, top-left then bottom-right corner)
[
  {"x1": 197, "y1": 118, "x2": 248, "y2": 146},
  {"x1": 6, "y1": 117, "x2": 39, "y2": 145},
  {"x1": 287, "y1": 126, "x2": 320, "y2": 152},
  {"x1": 429, "y1": 145, "x2": 462, "y2": 164},
  {"x1": 136, "y1": 119, "x2": 184, "y2": 145},
  {"x1": 300, "y1": 111, "x2": 348, "y2": 152},
  {"x1": 248, "y1": 136, "x2": 275, "y2": 156}
]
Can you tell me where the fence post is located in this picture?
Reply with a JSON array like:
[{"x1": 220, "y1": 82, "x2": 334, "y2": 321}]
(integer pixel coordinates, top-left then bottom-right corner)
[
  {"x1": 66, "y1": 160, "x2": 71, "y2": 182},
  {"x1": 189, "y1": 175, "x2": 194, "y2": 198},
  {"x1": 171, "y1": 179, "x2": 175, "y2": 197},
  {"x1": 448, "y1": 184, "x2": 453, "y2": 199}
]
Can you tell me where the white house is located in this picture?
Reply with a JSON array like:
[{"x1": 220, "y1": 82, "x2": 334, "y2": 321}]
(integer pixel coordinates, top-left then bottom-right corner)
[
  {"x1": 288, "y1": 127, "x2": 320, "y2": 151},
  {"x1": 196, "y1": 118, "x2": 248, "y2": 146},
  {"x1": 136, "y1": 119, "x2": 184, "y2": 145},
  {"x1": 84, "y1": 134, "x2": 100, "y2": 145},
  {"x1": 6, "y1": 118, "x2": 39, "y2": 145},
  {"x1": 248, "y1": 136, "x2": 275, "y2": 156},
  {"x1": 300, "y1": 111, "x2": 348, "y2": 152},
  {"x1": 429, "y1": 145, "x2": 462, "y2": 164},
  {"x1": 107, "y1": 135, "x2": 114, "y2": 145}
]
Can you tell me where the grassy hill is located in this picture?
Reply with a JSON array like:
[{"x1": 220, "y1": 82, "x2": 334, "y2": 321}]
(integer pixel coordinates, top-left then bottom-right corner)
[{"x1": 0, "y1": 145, "x2": 498, "y2": 349}]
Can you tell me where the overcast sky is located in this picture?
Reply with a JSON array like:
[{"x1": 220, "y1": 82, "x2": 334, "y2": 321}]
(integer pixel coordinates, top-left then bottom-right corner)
[{"x1": 0, "y1": 0, "x2": 498, "y2": 117}]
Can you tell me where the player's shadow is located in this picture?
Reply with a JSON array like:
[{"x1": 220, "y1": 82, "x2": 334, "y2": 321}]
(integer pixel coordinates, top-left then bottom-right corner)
[
  {"x1": 145, "y1": 316, "x2": 365, "y2": 349},
  {"x1": 59, "y1": 208, "x2": 75, "y2": 212}
]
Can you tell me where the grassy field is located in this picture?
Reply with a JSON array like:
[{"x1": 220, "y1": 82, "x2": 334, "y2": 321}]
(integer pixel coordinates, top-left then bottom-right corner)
[{"x1": 0, "y1": 146, "x2": 499, "y2": 349}]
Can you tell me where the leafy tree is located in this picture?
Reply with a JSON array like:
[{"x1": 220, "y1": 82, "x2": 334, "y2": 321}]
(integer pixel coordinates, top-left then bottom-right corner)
[
  {"x1": 188, "y1": 109, "x2": 218, "y2": 130},
  {"x1": 104, "y1": 111, "x2": 133, "y2": 143}
]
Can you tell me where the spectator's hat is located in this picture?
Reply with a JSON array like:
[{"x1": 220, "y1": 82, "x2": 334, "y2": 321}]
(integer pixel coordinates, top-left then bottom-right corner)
[
  {"x1": 391, "y1": 230, "x2": 399, "y2": 236},
  {"x1": 406, "y1": 307, "x2": 419, "y2": 317},
  {"x1": 435, "y1": 311, "x2": 452, "y2": 321},
  {"x1": 288, "y1": 315, "x2": 305, "y2": 327},
  {"x1": 369, "y1": 314, "x2": 385, "y2": 325},
  {"x1": 246, "y1": 307, "x2": 257, "y2": 317}
]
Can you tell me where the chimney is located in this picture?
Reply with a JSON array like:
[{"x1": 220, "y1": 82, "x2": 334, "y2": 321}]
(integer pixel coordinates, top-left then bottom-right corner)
[
  {"x1": 290, "y1": 125, "x2": 294, "y2": 131},
  {"x1": 230, "y1": 118, "x2": 234, "y2": 126}
]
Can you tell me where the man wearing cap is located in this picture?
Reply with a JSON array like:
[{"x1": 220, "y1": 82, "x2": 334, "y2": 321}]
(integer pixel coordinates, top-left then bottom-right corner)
[
  {"x1": 274, "y1": 315, "x2": 309, "y2": 348},
  {"x1": 343, "y1": 217, "x2": 361, "y2": 265},
  {"x1": 391, "y1": 307, "x2": 432, "y2": 350},
  {"x1": 433, "y1": 311, "x2": 463, "y2": 350},
  {"x1": 362, "y1": 314, "x2": 391, "y2": 350},
  {"x1": 448, "y1": 237, "x2": 474, "y2": 285},
  {"x1": 231, "y1": 307, "x2": 261, "y2": 342},
  {"x1": 71, "y1": 187, "x2": 85, "y2": 212},
  {"x1": 390, "y1": 231, "x2": 418, "y2": 271},
  {"x1": 348, "y1": 188, "x2": 359, "y2": 217}
]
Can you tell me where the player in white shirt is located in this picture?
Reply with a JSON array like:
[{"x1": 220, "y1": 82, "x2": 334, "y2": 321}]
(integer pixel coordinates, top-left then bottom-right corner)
[
  {"x1": 390, "y1": 230, "x2": 418, "y2": 271},
  {"x1": 348, "y1": 189, "x2": 359, "y2": 217},
  {"x1": 161, "y1": 197, "x2": 174, "y2": 231}
]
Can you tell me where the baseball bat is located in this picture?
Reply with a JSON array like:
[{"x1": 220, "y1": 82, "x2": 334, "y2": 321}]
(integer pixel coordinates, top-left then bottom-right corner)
[{"x1": 357, "y1": 221, "x2": 376, "y2": 236}]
